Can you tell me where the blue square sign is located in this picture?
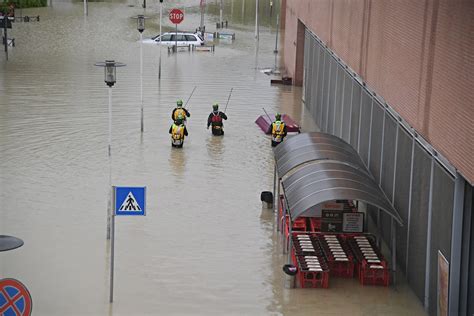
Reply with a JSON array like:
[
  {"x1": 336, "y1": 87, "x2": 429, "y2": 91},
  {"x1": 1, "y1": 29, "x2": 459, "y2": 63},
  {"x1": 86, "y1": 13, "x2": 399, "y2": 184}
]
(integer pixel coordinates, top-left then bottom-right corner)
[{"x1": 115, "y1": 186, "x2": 146, "y2": 216}]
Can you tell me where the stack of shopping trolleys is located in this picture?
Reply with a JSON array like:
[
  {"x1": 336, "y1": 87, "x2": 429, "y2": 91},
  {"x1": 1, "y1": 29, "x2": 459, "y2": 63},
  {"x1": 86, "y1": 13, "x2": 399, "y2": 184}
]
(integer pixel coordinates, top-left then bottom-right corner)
[{"x1": 291, "y1": 233, "x2": 390, "y2": 288}]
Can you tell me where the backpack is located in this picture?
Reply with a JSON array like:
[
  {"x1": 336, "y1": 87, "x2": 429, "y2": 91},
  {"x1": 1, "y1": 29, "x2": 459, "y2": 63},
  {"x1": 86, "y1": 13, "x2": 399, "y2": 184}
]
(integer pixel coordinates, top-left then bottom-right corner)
[{"x1": 211, "y1": 112, "x2": 222, "y2": 124}]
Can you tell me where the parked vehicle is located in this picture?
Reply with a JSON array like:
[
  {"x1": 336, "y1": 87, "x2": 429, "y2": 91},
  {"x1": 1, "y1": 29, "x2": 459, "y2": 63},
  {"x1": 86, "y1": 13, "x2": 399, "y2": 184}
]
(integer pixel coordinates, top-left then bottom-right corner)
[{"x1": 143, "y1": 32, "x2": 204, "y2": 46}]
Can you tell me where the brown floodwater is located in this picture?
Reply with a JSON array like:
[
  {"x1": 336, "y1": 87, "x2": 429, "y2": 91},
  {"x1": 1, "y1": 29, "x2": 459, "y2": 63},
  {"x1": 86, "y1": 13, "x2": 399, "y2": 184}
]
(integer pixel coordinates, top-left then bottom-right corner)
[{"x1": 0, "y1": 0, "x2": 426, "y2": 315}]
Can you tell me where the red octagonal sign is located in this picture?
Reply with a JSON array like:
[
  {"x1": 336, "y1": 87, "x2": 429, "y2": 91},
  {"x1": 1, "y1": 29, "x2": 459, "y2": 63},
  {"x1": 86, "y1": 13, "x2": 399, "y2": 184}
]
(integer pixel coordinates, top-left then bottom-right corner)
[{"x1": 169, "y1": 8, "x2": 184, "y2": 24}]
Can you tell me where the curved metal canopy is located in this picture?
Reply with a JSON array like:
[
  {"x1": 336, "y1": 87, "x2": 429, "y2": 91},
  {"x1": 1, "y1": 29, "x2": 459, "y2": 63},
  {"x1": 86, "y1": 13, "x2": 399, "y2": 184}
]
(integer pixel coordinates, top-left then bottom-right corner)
[
  {"x1": 281, "y1": 162, "x2": 403, "y2": 225},
  {"x1": 273, "y1": 132, "x2": 367, "y2": 178}
]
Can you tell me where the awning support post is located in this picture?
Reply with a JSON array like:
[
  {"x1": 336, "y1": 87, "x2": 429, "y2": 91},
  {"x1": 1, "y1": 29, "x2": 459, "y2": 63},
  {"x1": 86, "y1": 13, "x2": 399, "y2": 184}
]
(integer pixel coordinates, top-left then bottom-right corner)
[
  {"x1": 276, "y1": 178, "x2": 281, "y2": 231},
  {"x1": 377, "y1": 209, "x2": 381, "y2": 249},
  {"x1": 391, "y1": 218, "x2": 397, "y2": 287},
  {"x1": 287, "y1": 220, "x2": 293, "y2": 264},
  {"x1": 273, "y1": 163, "x2": 277, "y2": 213}
]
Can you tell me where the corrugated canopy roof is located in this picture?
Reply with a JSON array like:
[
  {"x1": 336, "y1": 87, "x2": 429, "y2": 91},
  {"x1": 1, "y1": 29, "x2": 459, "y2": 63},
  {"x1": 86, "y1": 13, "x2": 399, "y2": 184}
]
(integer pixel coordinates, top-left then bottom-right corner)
[
  {"x1": 275, "y1": 132, "x2": 403, "y2": 225},
  {"x1": 273, "y1": 132, "x2": 368, "y2": 178},
  {"x1": 282, "y1": 162, "x2": 402, "y2": 224}
]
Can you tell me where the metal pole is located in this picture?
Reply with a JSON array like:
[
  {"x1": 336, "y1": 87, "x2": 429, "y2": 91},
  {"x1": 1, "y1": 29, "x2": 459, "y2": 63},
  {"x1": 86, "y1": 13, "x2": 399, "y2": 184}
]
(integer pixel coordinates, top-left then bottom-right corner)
[
  {"x1": 277, "y1": 179, "x2": 281, "y2": 229},
  {"x1": 273, "y1": 164, "x2": 277, "y2": 213},
  {"x1": 391, "y1": 219, "x2": 397, "y2": 286},
  {"x1": 3, "y1": 18, "x2": 8, "y2": 61},
  {"x1": 83, "y1": 0, "x2": 88, "y2": 16},
  {"x1": 223, "y1": 87, "x2": 233, "y2": 113},
  {"x1": 449, "y1": 175, "x2": 466, "y2": 316},
  {"x1": 405, "y1": 138, "x2": 416, "y2": 271},
  {"x1": 255, "y1": 0, "x2": 259, "y2": 40},
  {"x1": 159, "y1": 3, "x2": 162, "y2": 80},
  {"x1": 424, "y1": 158, "x2": 435, "y2": 311},
  {"x1": 200, "y1": 1, "x2": 204, "y2": 31},
  {"x1": 140, "y1": 32, "x2": 144, "y2": 133},
  {"x1": 282, "y1": 198, "x2": 288, "y2": 254},
  {"x1": 367, "y1": 100, "x2": 374, "y2": 168},
  {"x1": 106, "y1": 87, "x2": 112, "y2": 240},
  {"x1": 143, "y1": 0, "x2": 146, "y2": 9},
  {"x1": 220, "y1": 0, "x2": 223, "y2": 26},
  {"x1": 274, "y1": 14, "x2": 279, "y2": 55},
  {"x1": 109, "y1": 187, "x2": 116, "y2": 303},
  {"x1": 376, "y1": 111, "x2": 386, "y2": 249},
  {"x1": 175, "y1": 23, "x2": 178, "y2": 52},
  {"x1": 287, "y1": 221, "x2": 293, "y2": 263}
]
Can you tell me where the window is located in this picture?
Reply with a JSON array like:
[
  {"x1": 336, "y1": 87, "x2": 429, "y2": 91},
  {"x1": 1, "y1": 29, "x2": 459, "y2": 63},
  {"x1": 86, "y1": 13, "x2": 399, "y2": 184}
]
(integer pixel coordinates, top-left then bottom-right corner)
[
  {"x1": 160, "y1": 34, "x2": 172, "y2": 41},
  {"x1": 185, "y1": 35, "x2": 197, "y2": 41}
]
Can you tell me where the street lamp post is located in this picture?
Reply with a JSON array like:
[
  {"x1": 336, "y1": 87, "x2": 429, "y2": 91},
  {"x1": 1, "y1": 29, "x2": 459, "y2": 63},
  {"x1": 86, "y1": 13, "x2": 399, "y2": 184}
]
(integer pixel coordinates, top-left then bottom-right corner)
[
  {"x1": 132, "y1": 15, "x2": 148, "y2": 133},
  {"x1": 220, "y1": 0, "x2": 223, "y2": 27},
  {"x1": 94, "y1": 60, "x2": 126, "y2": 240},
  {"x1": 255, "y1": 0, "x2": 259, "y2": 40},
  {"x1": 159, "y1": 1, "x2": 162, "y2": 80},
  {"x1": 200, "y1": 0, "x2": 205, "y2": 32}
]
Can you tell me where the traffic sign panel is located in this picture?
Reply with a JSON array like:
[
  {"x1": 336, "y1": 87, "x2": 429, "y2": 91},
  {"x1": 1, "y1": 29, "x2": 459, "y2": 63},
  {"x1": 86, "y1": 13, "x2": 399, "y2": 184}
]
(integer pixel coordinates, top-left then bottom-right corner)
[
  {"x1": 0, "y1": 278, "x2": 32, "y2": 316},
  {"x1": 169, "y1": 8, "x2": 184, "y2": 24},
  {"x1": 115, "y1": 186, "x2": 146, "y2": 216}
]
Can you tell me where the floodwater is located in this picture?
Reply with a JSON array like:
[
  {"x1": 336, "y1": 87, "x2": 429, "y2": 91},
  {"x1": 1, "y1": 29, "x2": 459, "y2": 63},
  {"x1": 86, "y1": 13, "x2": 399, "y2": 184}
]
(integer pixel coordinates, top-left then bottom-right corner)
[{"x1": 0, "y1": 0, "x2": 426, "y2": 315}]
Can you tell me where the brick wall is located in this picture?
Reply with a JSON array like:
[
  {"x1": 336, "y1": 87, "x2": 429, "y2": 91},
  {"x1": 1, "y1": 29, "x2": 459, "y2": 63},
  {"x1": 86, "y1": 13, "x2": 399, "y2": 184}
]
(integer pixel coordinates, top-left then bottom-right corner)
[{"x1": 283, "y1": 0, "x2": 474, "y2": 183}]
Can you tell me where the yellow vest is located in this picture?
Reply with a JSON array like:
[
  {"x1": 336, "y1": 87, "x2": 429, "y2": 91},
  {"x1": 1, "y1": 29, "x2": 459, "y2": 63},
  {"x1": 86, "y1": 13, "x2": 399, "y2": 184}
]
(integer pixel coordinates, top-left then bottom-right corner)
[
  {"x1": 173, "y1": 108, "x2": 187, "y2": 121},
  {"x1": 171, "y1": 124, "x2": 185, "y2": 145},
  {"x1": 272, "y1": 121, "x2": 285, "y2": 142}
]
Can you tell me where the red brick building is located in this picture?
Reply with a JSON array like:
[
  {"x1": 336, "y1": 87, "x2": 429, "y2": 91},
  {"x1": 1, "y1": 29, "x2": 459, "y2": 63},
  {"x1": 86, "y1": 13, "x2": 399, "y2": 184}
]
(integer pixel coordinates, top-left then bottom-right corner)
[
  {"x1": 280, "y1": 1, "x2": 474, "y2": 315},
  {"x1": 281, "y1": 0, "x2": 473, "y2": 184}
]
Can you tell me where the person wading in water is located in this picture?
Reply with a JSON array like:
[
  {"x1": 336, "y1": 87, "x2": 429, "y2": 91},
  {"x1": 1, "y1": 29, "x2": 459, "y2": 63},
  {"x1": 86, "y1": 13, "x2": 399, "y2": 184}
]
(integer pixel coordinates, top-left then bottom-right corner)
[{"x1": 207, "y1": 103, "x2": 228, "y2": 136}]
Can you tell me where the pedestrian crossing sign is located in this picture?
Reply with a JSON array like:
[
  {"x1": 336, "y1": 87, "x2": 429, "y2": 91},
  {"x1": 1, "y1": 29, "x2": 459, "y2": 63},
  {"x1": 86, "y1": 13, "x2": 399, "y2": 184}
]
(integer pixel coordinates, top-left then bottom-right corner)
[{"x1": 114, "y1": 186, "x2": 146, "y2": 216}]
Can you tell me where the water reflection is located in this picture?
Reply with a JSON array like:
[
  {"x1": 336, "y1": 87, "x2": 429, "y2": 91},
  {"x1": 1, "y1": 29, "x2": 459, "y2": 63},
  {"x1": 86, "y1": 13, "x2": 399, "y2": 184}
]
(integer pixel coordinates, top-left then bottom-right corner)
[
  {"x1": 168, "y1": 144, "x2": 187, "y2": 177},
  {"x1": 205, "y1": 133, "x2": 225, "y2": 163}
]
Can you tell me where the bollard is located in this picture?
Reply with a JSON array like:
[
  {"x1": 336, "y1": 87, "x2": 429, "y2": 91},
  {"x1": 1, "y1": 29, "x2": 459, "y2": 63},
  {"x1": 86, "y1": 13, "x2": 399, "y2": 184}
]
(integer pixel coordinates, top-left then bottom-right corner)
[
  {"x1": 216, "y1": 22, "x2": 220, "y2": 29},
  {"x1": 221, "y1": 21, "x2": 224, "y2": 28},
  {"x1": 225, "y1": 20, "x2": 228, "y2": 28},
  {"x1": 260, "y1": 191, "x2": 274, "y2": 209},
  {"x1": 283, "y1": 264, "x2": 298, "y2": 289}
]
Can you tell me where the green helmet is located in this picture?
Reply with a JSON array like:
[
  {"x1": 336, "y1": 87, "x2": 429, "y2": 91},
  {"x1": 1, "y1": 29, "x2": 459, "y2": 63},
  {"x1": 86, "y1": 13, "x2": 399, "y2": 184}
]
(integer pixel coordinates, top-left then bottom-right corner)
[
  {"x1": 177, "y1": 99, "x2": 183, "y2": 107},
  {"x1": 213, "y1": 103, "x2": 219, "y2": 111},
  {"x1": 275, "y1": 113, "x2": 282, "y2": 120}
]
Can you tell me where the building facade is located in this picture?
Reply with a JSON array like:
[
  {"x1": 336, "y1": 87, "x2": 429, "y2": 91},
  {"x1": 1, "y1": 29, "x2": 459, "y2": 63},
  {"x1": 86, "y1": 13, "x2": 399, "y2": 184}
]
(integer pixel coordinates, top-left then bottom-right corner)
[{"x1": 280, "y1": 1, "x2": 474, "y2": 315}]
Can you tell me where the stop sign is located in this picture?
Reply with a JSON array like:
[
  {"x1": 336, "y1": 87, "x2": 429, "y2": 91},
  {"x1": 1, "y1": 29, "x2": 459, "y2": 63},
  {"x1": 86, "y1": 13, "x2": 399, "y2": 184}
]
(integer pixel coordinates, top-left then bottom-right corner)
[{"x1": 169, "y1": 9, "x2": 184, "y2": 24}]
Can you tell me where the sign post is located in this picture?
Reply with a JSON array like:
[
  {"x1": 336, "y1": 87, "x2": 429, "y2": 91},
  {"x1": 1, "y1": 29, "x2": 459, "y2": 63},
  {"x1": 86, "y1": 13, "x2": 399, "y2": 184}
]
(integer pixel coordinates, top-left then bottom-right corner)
[
  {"x1": 169, "y1": 8, "x2": 184, "y2": 51},
  {"x1": 110, "y1": 186, "x2": 146, "y2": 303}
]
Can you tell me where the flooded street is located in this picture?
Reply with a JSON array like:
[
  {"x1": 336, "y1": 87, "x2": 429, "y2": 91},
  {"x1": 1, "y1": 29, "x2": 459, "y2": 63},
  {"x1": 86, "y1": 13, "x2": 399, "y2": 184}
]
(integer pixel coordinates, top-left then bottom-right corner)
[{"x1": 1, "y1": 0, "x2": 425, "y2": 315}]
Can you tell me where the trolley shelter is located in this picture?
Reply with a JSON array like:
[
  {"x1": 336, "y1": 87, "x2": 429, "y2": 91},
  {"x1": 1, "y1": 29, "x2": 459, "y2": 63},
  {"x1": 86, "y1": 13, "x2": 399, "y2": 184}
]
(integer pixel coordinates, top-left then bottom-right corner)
[{"x1": 272, "y1": 132, "x2": 404, "y2": 284}]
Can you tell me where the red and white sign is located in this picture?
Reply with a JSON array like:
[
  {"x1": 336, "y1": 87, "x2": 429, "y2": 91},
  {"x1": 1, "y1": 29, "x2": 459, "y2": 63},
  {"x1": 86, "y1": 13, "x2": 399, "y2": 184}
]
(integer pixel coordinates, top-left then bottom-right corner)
[
  {"x1": 0, "y1": 278, "x2": 33, "y2": 316},
  {"x1": 169, "y1": 9, "x2": 184, "y2": 24}
]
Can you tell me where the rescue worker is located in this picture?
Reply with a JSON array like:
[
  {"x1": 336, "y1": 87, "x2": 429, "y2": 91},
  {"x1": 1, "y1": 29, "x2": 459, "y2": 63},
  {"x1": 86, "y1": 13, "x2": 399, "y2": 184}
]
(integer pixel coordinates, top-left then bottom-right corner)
[
  {"x1": 207, "y1": 103, "x2": 228, "y2": 136},
  {"x1": 169, "y1": 118, "x2": 188, "y2": 148},
  {"x1": 267, "y1": 113, "x2": 287, "y2": 147},
  {"x1": 171, "y1": 99, "x2": 191, "y2": 122}
]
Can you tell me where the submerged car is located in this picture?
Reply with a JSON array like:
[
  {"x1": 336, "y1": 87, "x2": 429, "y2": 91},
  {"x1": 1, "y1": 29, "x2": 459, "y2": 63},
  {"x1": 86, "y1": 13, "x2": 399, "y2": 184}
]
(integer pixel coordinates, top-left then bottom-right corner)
[{"x1": 143, "y1": 32, "x2": 205, "y2": 46}]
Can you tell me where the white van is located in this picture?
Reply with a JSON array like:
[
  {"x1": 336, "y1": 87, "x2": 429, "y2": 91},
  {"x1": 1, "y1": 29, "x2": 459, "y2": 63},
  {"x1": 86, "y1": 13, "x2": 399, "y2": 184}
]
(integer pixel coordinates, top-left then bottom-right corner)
[{"x1": 143, "y1": 32, "x2": 204, "y2": 46}]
